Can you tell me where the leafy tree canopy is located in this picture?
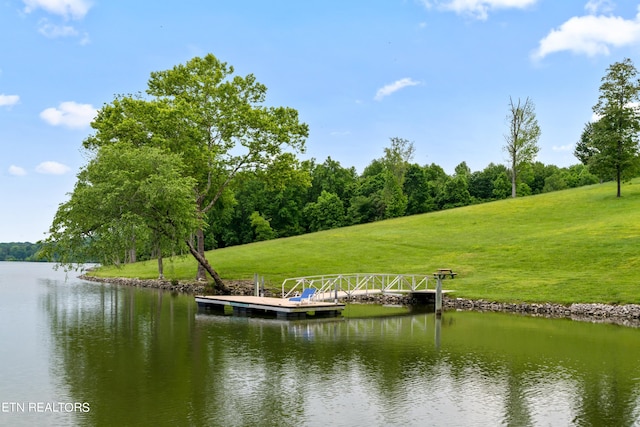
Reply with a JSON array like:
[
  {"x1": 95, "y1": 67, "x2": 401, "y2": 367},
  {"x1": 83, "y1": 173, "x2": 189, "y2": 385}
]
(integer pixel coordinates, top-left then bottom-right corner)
[
  {"x1": 80, "y1": 54, "x2": 309, "y2": 283},
  {"x1": 578, "y1": 58, "x2": 640, "y2": 197},
  {"x1": 41, "y1": 143, "x2": 199, "y2": 274}
]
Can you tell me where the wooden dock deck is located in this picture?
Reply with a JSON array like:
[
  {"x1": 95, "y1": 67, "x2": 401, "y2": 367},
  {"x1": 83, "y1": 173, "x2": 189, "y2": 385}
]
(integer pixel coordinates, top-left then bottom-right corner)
[{"x1": 195, "y1": 295, "x2": 346, "y2": 320}]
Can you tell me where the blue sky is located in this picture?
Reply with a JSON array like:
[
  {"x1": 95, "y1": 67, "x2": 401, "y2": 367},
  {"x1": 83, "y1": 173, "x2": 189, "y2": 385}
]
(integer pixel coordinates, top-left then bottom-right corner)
[{"x1": 1, "y1": 0, "x2": 640, "y2": 242}]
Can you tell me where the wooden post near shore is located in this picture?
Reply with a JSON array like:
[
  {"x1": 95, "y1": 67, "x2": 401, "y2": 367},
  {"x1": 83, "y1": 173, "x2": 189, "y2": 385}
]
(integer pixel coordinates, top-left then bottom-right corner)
[{"x1": 433, "y1": 269, "x2": 456, "y2": 317}]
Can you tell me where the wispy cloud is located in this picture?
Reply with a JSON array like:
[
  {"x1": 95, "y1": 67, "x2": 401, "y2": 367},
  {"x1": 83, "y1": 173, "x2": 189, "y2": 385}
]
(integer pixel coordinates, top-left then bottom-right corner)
[
  {"x1": 23, "y1": 0, "x2": 92, "y2": 43},
  {"x1": 585, "y1": 0, "x2": 615, "y2": 15},
  {"x1": 0, "y1": 94, "x2": 20, "y2": 107},
  {"x1": 38, "y1": 19, "x2": 78, "y2": 38},
  {"x1": 374, "y1": 78, "x2": 420, "y2": 101},
  {"x1": 22, "y1": 0, "x2": 92, "y2": 20},
  {"x1": 8, "y1": 165, "x2": 27, "y2": 176},
  {"x1": 40, "y1": 101, "x2": 97, "y2": 129},
  {"x1": 532, "y1": 8, "x2": 640, "y2": 60},
  {"x1": 36, "y1": 161, "x2": 70, "y2": 175},
  {"x1": 552, "y1": 144, "x2": 573, "y2": 152},
  {"x1": 421, "y1": 0, "x2": 538, "y2": 20}
]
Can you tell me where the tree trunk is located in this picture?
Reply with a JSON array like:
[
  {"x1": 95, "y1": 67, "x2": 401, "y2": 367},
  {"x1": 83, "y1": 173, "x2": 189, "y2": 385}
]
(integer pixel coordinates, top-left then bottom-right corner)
[
  {"x1": 185, "y1": 239, "x2": 228, "y2": 293},
  {"x1": 511, "y1": 160, "x2": 517, "y2": 198},
  {"x1": 195, "y1": 228, "x2": 206, "y2": 280},
  {"x1": 157, "y1": 251, "x2": 164, "y2": 279},
  {"x1": 128, "y1": 233, "x2": 136, "y2": 264}
]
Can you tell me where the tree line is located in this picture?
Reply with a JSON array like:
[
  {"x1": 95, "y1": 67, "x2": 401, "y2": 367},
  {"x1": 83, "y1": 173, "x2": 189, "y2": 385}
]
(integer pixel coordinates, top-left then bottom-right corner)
[
  {"x1": 0, "y1": 242, "x2": 42, "y2": 261},
  {"x1": 209, "y1": 142, "x2": 600, "y2": 249},
  {"x1": 38, "y1": 55, "x2": 640, "y2": 284}
]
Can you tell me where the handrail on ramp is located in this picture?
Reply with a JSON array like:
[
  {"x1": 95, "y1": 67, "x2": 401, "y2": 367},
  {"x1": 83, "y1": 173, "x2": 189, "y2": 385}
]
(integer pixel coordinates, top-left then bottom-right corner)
[{"x1": 281, "y1": 273, "x2": 431, "y2": 302}]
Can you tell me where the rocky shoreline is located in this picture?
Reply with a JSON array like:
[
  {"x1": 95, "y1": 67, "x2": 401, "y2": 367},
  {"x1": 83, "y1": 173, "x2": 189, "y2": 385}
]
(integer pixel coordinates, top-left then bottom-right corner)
[
  {"x1": 80, "y1": 275, "x2": 640, "y2": 327},
  {"x1": 445, "y1": 298, "x2": 640, "y2": 327},
  {"x1": 79, "y1": 275, "x2": 261, "y2": 296}
]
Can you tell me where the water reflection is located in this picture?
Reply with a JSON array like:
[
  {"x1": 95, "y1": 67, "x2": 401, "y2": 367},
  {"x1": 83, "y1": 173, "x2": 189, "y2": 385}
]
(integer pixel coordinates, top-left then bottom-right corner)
[{"x1": 39, "y1": 278, "x2": 640, "y2": 426}]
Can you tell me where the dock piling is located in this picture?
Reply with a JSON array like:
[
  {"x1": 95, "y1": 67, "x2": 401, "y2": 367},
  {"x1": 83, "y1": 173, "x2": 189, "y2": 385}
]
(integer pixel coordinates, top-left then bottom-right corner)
[
  {"x1": 432, "y1": 269, "x2": 456, "y2": 317},
  {"x1": 435, "y1": 276, "x2": 443, "y2": 316}
]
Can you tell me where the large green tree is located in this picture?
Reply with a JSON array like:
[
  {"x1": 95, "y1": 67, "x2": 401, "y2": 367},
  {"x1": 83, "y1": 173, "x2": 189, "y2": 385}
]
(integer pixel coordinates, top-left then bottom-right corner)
[
  {"x1": 306, "y1": 157, "x2": 357, "y2": 204},
  {"x1": 346, "y1": 138, "x2": 415, "y2": 224},
  {"x1": 503, "y1": 97, "x2": 541, "y2": 198},
  {"x1": 579, "y1": 58, "x2": 640, "y2": 197},
  {"x1": 41, "y1": 143, "x2": 199, "y2": 277},
  {"x1": 303, "y1": 190, "x2": 346, "y2": 232},
  {"x1": 468, "y1": 162, "x2": 509, "y2": 201},
  {"x1": 223, "y1": 153, "x2": 311, "y2": 246},
  {"x1": 381, "y1": 137, "x2": 414, "y2": 218},
  {"x1": 84, "y1": 54, "x2": 308, "y2": 284},
  {"x1": 403, "y1": 164, "x2": 433, "y2": 215}
]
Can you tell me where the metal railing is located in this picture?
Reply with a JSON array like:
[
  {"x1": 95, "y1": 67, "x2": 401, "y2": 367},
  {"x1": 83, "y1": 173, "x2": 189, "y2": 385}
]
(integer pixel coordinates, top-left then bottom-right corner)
[{"x1": 281, "y1": 273, "x2": 431, "y2": 301}]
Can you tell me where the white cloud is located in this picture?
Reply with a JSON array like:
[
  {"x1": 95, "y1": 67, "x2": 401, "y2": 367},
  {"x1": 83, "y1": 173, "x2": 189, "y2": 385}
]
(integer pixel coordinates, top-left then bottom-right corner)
[
  {"x1": 38, "y1": 20, "x2": 79, "y2": 38},
  {"x1": 552, "y1": 144, "x2": 573, "y2": 152},
  {"x1": 374, "y1": 78, "x2": 420, "y2": 101},
  {"x1": 532, "y1": 12, "x2": 640, "y2": 60},
  {"x1": 35, "y1": 161, "x2": 70, "y2": 175},
  {"x1": 422, "y1": 0, "x2": 538, "y2": 20},
  {"x1": 8, "y1": 165, "x2": 27, "y2": 176},
  {"x1": 0, "y1": 94, "x2": 20, "y2": 107},
  {"x1": 585, "y1": 0, "x2": 615, "y2": 15},
  {"x1": 40, "y1": 101, "x2": 97, "y2": 129},
  {"x1": 22, "y1": 0, "x2": 92, "y2": 20}
]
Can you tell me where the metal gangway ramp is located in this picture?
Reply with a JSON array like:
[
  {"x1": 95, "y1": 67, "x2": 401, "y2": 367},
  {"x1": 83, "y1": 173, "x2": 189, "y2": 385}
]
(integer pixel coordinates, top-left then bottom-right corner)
[{"x1": 281, "y1": 273, "x2": 432, "y2": 302}]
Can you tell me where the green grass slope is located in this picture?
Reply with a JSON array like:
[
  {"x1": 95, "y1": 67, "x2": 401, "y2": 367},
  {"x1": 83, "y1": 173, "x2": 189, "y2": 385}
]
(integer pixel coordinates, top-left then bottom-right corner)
[{"x1": 95, "y1": 179, "x2": 640, "y2": 304}]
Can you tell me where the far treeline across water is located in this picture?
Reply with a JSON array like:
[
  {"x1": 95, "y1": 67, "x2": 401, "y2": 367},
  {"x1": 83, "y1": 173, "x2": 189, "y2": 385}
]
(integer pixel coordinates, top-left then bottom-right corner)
[{"x1": 0, "y1": 242, "x2": 42, "y2": 262}]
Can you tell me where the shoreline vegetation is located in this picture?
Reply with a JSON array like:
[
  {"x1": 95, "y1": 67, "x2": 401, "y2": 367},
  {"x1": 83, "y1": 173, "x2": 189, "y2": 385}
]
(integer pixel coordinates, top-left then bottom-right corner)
[{"x1": 80, "y1": 275, "x2": 640, "y2": 328}]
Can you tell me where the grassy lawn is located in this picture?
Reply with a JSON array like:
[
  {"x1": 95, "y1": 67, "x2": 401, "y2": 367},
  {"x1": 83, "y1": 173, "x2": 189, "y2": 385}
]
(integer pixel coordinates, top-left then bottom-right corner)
[{"x1": 93, "y1": 179, "x2": 640, "y2": 305}]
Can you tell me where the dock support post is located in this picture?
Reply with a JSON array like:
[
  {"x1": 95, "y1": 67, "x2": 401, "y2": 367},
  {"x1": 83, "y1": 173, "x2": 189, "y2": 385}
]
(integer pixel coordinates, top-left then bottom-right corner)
[
  {"x1": 433, "y1": 269, "x2": 455, "y2": 318},
  {"x1": 254, "y1": 273, "x2": 259, "y2": 297},
  {"x1": 435, "y1": 276, "x2": 443, "y2": 317}
]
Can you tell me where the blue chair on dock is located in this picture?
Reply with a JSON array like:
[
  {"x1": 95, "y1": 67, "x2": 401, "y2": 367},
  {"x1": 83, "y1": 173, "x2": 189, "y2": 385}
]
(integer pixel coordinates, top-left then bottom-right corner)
[{"x1": 289, "y1": 288, "x2": 316, "y2": 304}]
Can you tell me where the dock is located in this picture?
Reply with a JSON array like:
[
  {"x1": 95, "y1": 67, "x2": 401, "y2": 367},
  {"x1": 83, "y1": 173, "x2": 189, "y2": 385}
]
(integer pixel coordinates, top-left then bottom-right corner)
[
  {"x1": 196, "y1": 272, "x2": 455, "y2": 320},
  {"x1": 195, "y1": 295, "x2": 345, "y2": 320}
]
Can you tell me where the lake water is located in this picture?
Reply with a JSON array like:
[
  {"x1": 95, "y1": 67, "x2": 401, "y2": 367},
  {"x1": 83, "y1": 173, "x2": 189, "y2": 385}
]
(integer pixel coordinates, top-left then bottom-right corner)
[{"x1": 1, "y1": 262, "x2": 640, "y2": 426}]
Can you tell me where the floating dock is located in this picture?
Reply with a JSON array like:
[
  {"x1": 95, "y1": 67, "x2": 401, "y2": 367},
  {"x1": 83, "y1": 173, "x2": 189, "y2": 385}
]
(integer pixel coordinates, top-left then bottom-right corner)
[{"x1": 195, "y1": 295, "x2": 345, "y2": 320}]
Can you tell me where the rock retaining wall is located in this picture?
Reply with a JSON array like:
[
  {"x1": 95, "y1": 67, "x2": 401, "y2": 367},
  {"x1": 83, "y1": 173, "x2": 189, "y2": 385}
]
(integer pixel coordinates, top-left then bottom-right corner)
[
  {"x1": 446, "y1": 297, "x2": 640, "y2": 327},
  {"x1": 80, "y1": 275, "x2": 208, "y2": 294}
]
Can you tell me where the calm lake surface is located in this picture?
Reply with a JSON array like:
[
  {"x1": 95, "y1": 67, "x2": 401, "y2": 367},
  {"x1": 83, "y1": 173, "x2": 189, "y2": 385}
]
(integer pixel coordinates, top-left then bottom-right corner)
[{"x1": 2, "y1": 262, "x2": 640, "y2": 426}]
